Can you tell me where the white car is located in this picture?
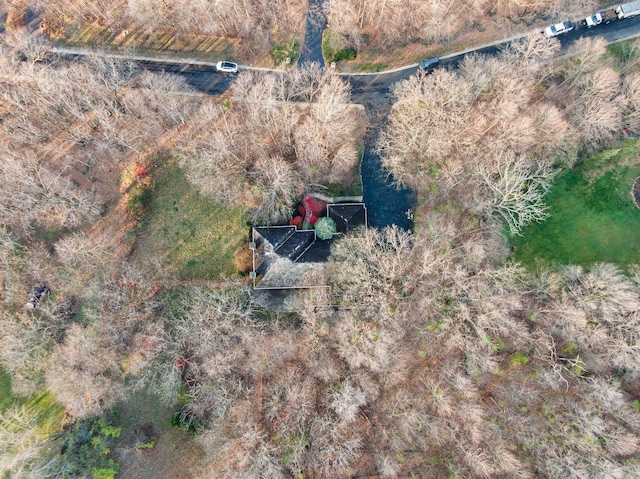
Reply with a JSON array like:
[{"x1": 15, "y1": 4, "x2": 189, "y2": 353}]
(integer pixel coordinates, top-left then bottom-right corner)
[
  {"x1": 586, "y1": 12, "x2": 603, "y2": 27},
  {"x1": 216, "y1": 61, "x2": 238, "y2": 74},
  {"x1": 543, "y1": 22, "x2": 574, "y2": 38}
]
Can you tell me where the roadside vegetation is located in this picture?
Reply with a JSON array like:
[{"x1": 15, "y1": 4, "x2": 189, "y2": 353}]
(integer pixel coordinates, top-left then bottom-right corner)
[
  {"x1": 325, "y1": 0, "x2": 612, "y2": 70},
  {"x1": 29, "y1": 0, "x2": 307, "y2": 66}
]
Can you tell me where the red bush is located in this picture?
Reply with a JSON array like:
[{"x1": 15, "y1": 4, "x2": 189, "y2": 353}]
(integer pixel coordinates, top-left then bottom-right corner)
[
  {"x1": 302, "y1": 196, "x2": 327, "y2": 217},
  {"x1": 289, "y1": 216, "x2": 304, "y2": 228},
  {"x1": 135, "y1": 163, "x2": 150, "y2": 179}
]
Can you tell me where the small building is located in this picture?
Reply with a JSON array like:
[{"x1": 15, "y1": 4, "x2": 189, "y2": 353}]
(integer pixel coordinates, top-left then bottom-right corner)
[
  {"x1": 327, "y1": 203, "x2": 367, "y2": 234},
  {"x1": 251, "y1": 202, "x2": 367, "y2": 290}
]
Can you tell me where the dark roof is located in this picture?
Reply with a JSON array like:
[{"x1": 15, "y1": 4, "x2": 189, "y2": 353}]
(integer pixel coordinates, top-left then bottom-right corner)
[
  {"x1": 328, "y1": 203, "x2": 367, "y2": 234},
  {"x1": 254, "y1": 226, "x2": 295, "y2": 251},
  {"x1": 276, "y1": 230, "x2": 315, "y2": 261},
  {"x1": 252, "y1": 202, "x2": 367, "y2": 290},
  {"x1": 298, "y1": 235, "x2": 332, "y2": 263}
]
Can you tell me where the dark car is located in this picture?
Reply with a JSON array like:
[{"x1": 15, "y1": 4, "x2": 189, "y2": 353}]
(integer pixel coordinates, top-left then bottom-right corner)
[{"x1": 418, "y1": 57, "x2": 440, "y2": 71}]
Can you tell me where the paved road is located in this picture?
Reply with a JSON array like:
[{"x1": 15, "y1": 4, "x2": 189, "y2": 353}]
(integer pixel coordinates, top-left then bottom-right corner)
[
  {"x1": 53, "y1": 14, "x2": 640, "y2": 103},
  {"x1": 350, "y1": 14, "x2": 640, "y2": 103}
]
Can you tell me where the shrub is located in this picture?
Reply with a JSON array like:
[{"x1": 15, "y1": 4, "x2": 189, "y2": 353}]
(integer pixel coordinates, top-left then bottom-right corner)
[
  {"x1": 234, "y1": 244, "x2": 253, "y2": 274},
  {"x1": 53, "y1": 410, "x2": 121, "y2": 478},
  {"x1": 271, "y1": 39, "x2": 300, "y2": 66},
  {"x1": 322, "y1": 30, "x2": 356, "y2": 63},
  {"x1": 315, "y1": 217, "x2": 337, "y2": 240},
  {"x1": 126, "y1": 183, "x2": 152, "y2": 217}
]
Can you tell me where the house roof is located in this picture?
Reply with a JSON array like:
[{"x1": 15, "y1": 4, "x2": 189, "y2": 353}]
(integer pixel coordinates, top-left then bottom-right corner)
[
  {"x1": 251, "y1": 202, "x2": 367, "y2": 290},
  {"x1": 254, "y1": 226, "x2": 296, "y2": 252},
  {"x1": 252, "y1": 226, "x2": 322, "y2": 289},
  {"x1": 327, "y1": 203, "x2": 367, "y2": 234}
]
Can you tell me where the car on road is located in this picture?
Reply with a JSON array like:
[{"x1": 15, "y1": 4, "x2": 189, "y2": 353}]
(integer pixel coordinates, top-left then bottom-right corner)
[
  {"x1": 543, "y1": 22, "x2": 574, "y2": 37},
  {"x1": 216, "y1": 61, "x2": 238, "y2": 74},
  {"x1": 418, "y1": 57, "x2": 439, "y2": 71},
  {"x1": 586, "y1": 12, "x2": 603, "y2": 27}
]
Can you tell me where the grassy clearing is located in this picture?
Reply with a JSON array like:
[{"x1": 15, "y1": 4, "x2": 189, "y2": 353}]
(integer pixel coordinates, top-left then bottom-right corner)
[
  {"x1": 322, "y1": 29, "x2": 356, "y2": 64},
  {"x1": 136, "y1": 160, "x2": 247, "y2": 280},
  {"x1": 114, "y1": 391, "x2": 202, "y2": 479},
  {"x1": 270, "y1": 38, "x2": 300, "y2": 67},
  {"x1": 0, "y1": 367, "x2": 17, "y2": 412},
  {"x1": 511, "y1": 140, "x2": 640, "y2": 269},
  {"x1": 607, "y1": 37, "x2": 640, "y2": 72},
  {"x1": 1, "y1": 367, "x2": 65, "y2": 425}
]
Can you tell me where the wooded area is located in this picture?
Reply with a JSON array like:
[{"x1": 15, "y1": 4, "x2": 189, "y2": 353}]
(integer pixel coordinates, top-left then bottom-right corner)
[
  {"x1": 178, "y1": 66, "x2": 365, "y2": 225},
  {"x1": 37, "y1": 0, "x2": 305, "y2": 40},
  {"x1": 0, "y1": 17, "x2": 640, "y2": 479}
]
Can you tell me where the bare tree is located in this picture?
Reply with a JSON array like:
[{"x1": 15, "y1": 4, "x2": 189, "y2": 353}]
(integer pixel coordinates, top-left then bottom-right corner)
[
  {"x1": 45, "y1": 323, "x2": 124, "y2": 418},
  {"x1": 0, "y1": 400, "x2": 59, "y2": 477},
  {"x1": 179, "y1": 68, "x2": 364, "y2": 224},
  {"x1": 0, "y1": 227, "x2": 25, "y2": 307},
  {"x1": 470, "y1": 154, "x2": 556, "y2": 236}
]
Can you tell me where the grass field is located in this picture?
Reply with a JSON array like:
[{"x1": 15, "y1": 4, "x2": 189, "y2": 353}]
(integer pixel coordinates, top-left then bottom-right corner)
[
  {"x1": 0, "y1": 367, "x2": 16, "y2": 412},
  {"x1": 136, "y1": 160, "x2": 247, "y2": 280},
  {"x1": 511, "y1": 140, "x2": 640, "y2": 269}
]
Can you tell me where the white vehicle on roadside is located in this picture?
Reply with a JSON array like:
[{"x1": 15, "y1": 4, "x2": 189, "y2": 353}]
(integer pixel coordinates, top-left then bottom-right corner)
[
  {"x1": 543, "y1": 22, "x2": 574, "y2": 37},
  {"x1": 586, "y1": 12, "x2": 603, "y2": 27},
  {"x1": 216, "y1": 61, "x2": 238, "y2": 74},
  {"x1": 616, "y1": 1, "x2": 640, "y2": 19}
]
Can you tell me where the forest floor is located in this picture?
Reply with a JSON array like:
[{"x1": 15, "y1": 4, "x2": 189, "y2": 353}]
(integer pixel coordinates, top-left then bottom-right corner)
[
  {"x1": 114, "y1": 391, "x2": 203, "y2": 479},
  {"x1": 46, "y1": 16, "x2": 302, "y2": 69},
  {"x1": 511, "y1": 138, "x2": 640, "y2": 270}
]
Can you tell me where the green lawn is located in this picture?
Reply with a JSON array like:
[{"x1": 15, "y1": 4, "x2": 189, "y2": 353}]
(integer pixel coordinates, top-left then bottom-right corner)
[
  {"x1": 136, "y1": 160, "x2": 247, "y2": 280},
  {"x1": 511, "y1": 141, "x2": 640, "y2": 269},
  {"x1": 0, "y1": 367, "x2": 16, "y2": 412}
]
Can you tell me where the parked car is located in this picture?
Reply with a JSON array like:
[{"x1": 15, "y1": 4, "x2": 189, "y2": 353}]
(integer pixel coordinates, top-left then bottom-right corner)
[
  {"x1": 418, "y1": 57, "x2": 439, "y2": 71},
  {"x1": 585, "y1": 12, "x2": 603, "y2": 27},
  {"x1": 586, "y1": 9, "x2": 616, "y2": 26},
  {"x1": 543, "y1": 22, "x2": 574, "y2": 37},
  {"x1": 216, "y1": 61, "x2": 238, "y2": 74}
]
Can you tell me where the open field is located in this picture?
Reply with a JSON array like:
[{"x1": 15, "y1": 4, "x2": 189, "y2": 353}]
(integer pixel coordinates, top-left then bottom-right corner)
[
  {"x1": 134, "y1": 161, "x2": 247, "y2": 281},
  {"x1": 511, "y1": 140, "x2": 640, "y2": 269}
]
